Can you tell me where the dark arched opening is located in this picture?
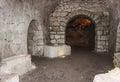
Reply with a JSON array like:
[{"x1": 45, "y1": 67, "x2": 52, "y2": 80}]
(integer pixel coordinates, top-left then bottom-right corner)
[{"x1": 65, "y1": 15, "x2": 96, "y2": 50}]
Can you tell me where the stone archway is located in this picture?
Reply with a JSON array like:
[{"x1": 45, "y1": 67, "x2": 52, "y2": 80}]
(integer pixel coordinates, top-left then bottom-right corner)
[
  {"x1": 27, "y1": 20, "x2": 44, "y2": 56},
  {"x1": 65, "y1": 15, "x2": 96, "y2": 50},
  {"x1": 49, "y1": 1, "x2": 110, "y2": 53}
]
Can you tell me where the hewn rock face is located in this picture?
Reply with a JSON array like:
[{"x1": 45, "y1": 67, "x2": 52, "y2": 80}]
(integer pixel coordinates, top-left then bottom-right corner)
[
  {"x1": 0, "y1": 0, "x2": 35, "y2": 59},
  {"x1": 0, "y1": 0, "x2": 61, "y2": 59},
  {"x1": 114, "y1": 53, "x2": 120, "y2": 68},
  {"x1": 0, "y1": 0, "x2": 120, "y2": 61}
]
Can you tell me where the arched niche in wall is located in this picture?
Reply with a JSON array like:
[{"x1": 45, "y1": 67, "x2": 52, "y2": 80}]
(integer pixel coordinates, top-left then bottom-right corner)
[
  {"x1": 27, "y1": 20, "x2": 44, "y2": 56},
  {"x1": 49, "y1": 1, "x2": 110, "y2": 53}
]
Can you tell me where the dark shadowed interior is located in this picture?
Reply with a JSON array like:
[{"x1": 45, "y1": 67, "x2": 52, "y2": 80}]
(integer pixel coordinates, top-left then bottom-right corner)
[{"x1": 65, "y1": 15, "x2": 96, "y2": 50}]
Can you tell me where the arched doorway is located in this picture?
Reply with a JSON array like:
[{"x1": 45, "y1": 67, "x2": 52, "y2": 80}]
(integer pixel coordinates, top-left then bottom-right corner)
[
  {"x1": 27, "y1": 20, "x2": 44, "y2": 56},
  {"x1": 65, "y1": 15, "x2": 96, "y2": 50},
  {"x1": 49, "y1": 1, "x2": 110, "y2": 53}
]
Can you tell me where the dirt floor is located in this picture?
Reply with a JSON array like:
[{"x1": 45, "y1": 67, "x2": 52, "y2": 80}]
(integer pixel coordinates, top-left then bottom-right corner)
[{"x1": 20, "y1": 47, "x2": 114, "y2": 82}]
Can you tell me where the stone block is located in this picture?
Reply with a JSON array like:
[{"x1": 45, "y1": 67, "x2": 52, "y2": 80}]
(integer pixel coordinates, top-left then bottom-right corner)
[
  {"x1": 102, "y1": 30, "x2": 109, "y2": 35},
  {"x1": 60, "y1": 26, "x2": 65, "y2": 31},
  {"x1": 50, "y1": 17, "x2": 57, "y2": 22},
  {"x1": 97, "y1": 31, "x2": 102, "y2": 35},
  {"x1": 60, "y1": 6, "x2": 64, "y2": 10},
  {"x1": 114, "y1": 53, "x2": 120, "y2": 68},
  {"x1": 52, "y1": 22, "x2": 60, "y2": 26},
  {"x1": 60, "y1": 35, "x2": 65, "y2": 39},
  {"x1": 105, "y1": 42, "x2": 109, "y2": 46},
  {"x1": 95, "y1": 19, "x2": 100, "y2": 24},
  {"x1": 64, "y1": 8, "x2": 71, "y2": 12},
  {"x1": 74, "y1": 4, "x2": 79, "y2": 8},
  {"x1": 50, "y1": 35, "x2": 55, "y2": 39},
  {"x1": 0, "y1": 74, "x2": 19, "y2": 82},
  {"x1": 32, "y1": 46, "x2": 44, "y2": 56},
  {"x1": 51, "y1": 40, "x2": 57, "y2": 44},
  {"x1": 44, "y1": 45, "x2": 71, "y2": 58},
  {"x1": 55, "y1": 35, "x2": 60, "y2": 39},
  {"x1": 33, "y1": 35, "x2": 43, "y2": 41},
  {"x1": 60, "y1": 22, "x2": 66, "y2": 26},
  {"x1": 101, "y1": 36, "x2": 107, "y2": 40},
  {"x1": 64, "y1": 5, "x2": 69, "y2": 10},
  {"x1": 1, "y1": 55, "x2": 35, "y2": 76},
  {"x1": 36, "y1": 40, "x2": 44, "y2": 45},
  {"x1": 55, "y1": 12, "x2": 61, "y2": 17},
  {"x1": 101, "y1": 22, "x2": 109, "y2": 26},
  {"x1": 116, "y1": 38, "x2": 120, "y2": 42},
  {"x1": 93, "y1": 68, "x2": 120, "y2": 82},
  {"x1": 97, "y1": 45, "x2": 103, "y2": 49},
  {"x1": 103, "y1": 11, "x2": 109, "y2": 16},
  {"x1": 116, "y1": 45, "x2": 120, "y2": 52},
  {"x1": 93, "y1": 15, "x2": 99, "y2": 20},
  {"x1": 53, "y1": 12, "x2": 57, "y2": 17},
  {"x1": 97, "y1": 41, "x2": 106, "y2": 45},
  {"x1": 96, "y1": 49, "x2": 102, "y2": 52},
  {"x1": 28, "y1": 40, "x2": 34, "y2": 46},
  {"x1": 98, "y1": 36, "x2": 101, "y2": 40},
  {"x1": 57, "y1": 39, "x2": 65, "y2": 44},
  {"x1": 60, "y1": 13, "x2": 67, "y2": 17},
  {"x1": 57, "y1": 32, "x2": 64, "y2": 35},
  {"x1": 50, "y1": 32, "x2": 56, "y2": 35}
]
